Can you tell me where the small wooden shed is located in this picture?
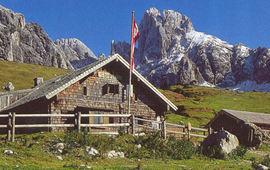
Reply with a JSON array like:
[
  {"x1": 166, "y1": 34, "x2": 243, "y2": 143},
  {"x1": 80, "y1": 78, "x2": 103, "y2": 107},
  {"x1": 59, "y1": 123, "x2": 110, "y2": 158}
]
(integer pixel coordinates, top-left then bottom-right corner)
[{"x1": 206, "y1": 109, "x2": 270, "y2": 146}]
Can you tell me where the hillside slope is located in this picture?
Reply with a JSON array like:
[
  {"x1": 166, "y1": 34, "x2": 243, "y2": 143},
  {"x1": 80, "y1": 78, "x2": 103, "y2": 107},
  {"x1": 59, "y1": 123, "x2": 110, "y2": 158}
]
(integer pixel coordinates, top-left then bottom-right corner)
[
  {"x1": 160, "y1": 85, "x2": 270, "y2": 127},
  {"x1": 0, "y1": 60, "x2": 70, "y2": 92}
]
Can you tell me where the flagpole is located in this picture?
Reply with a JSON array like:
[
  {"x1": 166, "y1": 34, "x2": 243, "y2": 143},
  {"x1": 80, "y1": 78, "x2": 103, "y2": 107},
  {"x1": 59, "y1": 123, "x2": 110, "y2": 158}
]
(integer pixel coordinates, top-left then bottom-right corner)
[{"x1": 128, "y1": 11, "x2": 134, "y2": 116}]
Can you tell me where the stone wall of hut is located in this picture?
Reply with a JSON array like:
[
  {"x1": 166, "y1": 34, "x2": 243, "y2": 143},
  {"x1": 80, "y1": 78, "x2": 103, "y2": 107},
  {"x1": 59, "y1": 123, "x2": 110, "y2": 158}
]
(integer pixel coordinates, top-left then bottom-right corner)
[{"x1": 50, "y1": 69, "x2": 159, "y2": 132}]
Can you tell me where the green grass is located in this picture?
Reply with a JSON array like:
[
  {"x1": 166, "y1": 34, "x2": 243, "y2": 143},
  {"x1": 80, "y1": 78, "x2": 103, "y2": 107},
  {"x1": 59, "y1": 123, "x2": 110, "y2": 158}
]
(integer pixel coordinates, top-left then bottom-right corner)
[
  {"x1": 0, "y1": 60, "x2": 70, "y2": 92},
  {"x1": 0, "y1": 132, "x2": 262, "y2": 169},
  {"x1": 160, "y1": 85, "x2": 270, "y2": 127}
]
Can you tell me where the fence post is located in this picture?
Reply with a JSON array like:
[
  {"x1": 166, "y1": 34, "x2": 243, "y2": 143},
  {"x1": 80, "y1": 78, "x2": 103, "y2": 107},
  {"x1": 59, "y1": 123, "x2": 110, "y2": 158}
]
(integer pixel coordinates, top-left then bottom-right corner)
[
  {"x1": 132, "y1": 114, "x2": 135, "y2": 135},
  {"x1": 7, "y1": 112, "x2": 12, "y2": 141},
  {"x1": 11, "y1": 112, "x2": 15, "y2": 142},
  {"x1": 74, "y1": 113, "x2": 77, "y2": 130},
  {"x1": 208, "y1": 126, "x2": 212, "y2": 136},
  {"x1": 162, "y1": 117, "x2": 166, "y2": 140},
  {"x1": 77, "y1": 112, "x2": 81, "y2": 132},
  {"x1": 127, "y1": 115, "x2": 130, "y2": 134},
  {"x1": 187, "y1": 122, "x2": 191, "y2": 140},
  {"x1": 183, "y1": 126, "x2": 186, "y2": 139}
]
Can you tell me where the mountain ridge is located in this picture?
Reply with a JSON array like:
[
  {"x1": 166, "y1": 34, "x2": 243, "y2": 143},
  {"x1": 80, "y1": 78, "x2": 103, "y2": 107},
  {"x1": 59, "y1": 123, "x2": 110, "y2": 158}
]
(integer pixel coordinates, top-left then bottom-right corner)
[
  {"x1": 1, "y1": 5, "x2": 270, "y2": 91},
  {"x1": 113, "y1": 7, "x2": 270, "y2": 92}
]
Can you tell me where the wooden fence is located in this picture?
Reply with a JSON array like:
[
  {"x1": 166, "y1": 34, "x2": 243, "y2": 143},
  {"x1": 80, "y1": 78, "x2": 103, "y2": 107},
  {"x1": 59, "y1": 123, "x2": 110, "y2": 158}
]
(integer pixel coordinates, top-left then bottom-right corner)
[
  {"x1": 132, "y1": 115, "x2": 211, "y2": 140},
  {"x1": 0, "y1": 113, "x2": 211, "y2": 142}
]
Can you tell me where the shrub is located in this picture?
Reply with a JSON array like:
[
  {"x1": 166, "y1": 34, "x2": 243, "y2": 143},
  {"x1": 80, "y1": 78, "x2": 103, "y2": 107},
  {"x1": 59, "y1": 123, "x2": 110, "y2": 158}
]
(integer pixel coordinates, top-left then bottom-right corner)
[
  {"x1": 252, "y1": 155, "x2": 270, "y2": 168},
  {"x1": 167, "y1": 137, "x2": 197, "y2": 160},
  {"x1": 203, "y1": 145, "x2": 247, "y2": 159},
  {"x1": 63, "y1": 130, "x2": 199, "y2": 160},
  {"x1": 229, "y1": 145, "x2": 247, "y2": 159},
  {"x1": 203, "y1": 145, "x2": 224, "y2": 159},
  {"x1": 261, "y1": 155, "x2": 270, "y2": 167}
]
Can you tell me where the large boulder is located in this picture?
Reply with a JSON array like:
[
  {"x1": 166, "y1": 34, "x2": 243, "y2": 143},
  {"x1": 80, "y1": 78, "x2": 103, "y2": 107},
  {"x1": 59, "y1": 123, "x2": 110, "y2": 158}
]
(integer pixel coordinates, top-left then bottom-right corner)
[{"x1": 202, "y1": 130, "x2": 239, "y2": 157}]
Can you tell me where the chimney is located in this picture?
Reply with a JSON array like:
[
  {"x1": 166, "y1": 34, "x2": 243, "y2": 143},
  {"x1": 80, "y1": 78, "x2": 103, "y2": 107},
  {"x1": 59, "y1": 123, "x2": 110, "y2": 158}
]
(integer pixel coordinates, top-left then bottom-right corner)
[
  {"x1": 110, "y1": 40, "x2": 115, "y2": 55},
  {"x1": 34, "y1": 77, "x2": 43, "y2": 86}
]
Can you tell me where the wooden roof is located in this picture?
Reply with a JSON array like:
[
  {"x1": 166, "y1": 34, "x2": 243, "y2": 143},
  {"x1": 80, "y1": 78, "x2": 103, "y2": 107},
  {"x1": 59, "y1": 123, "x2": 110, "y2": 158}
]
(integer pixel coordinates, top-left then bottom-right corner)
[
  {"x1": 1, "y1": 54, "x2": 178, "y2": 112},
  {"x1": 206, "y1": 109, "x2": 270, "y2": 127}
]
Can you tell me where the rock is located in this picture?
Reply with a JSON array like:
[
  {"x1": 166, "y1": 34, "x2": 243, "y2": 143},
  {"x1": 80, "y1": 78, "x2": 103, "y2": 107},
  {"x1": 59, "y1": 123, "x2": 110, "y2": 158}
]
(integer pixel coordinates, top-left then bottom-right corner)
[
  {"x1": 258, "y1": 164, "x2": 269, "y2": 170},
  {"x1": 106, "y1": 150, "x2": 125, "y2": 158},
  {"x1": 5, "y1": 82, "x2": 14, "y2": 91},
  {"x1": 136, "y1": 144, "x2": 142, "y2": 149},
  {"x1": 56, "y1": 155, "x2": 63, "y2": 161},
  {"x1": 80, "y1": 164, "x2": 91, "y2": 169},
  {"x1": 85, "y1": 147, "x2": 99, "y2": 156},
  {"x1": 202, "y1": 130, "x2": 239, "y2": 156},
  {"x1": 55, "y1": 38, "x2": 97, "y2": 69},
  {"x1": 0, "y1": 5, "x2": 73, "y2": 70},
  {"x1": 237, "y1": 90, "x2": 244, "y2": 94},
  {"x1": 97, "y1": 53, "x2": 106, "y2": 60},
  {"x1": 3, "y1": 150, "x2": 13, "y2": 155},
  {"x1": 54, "y1": 143, "x2": 65, "y2": 150},
  {"x1": 113, "y1": 8, "x2": 270, "y2": 91}
]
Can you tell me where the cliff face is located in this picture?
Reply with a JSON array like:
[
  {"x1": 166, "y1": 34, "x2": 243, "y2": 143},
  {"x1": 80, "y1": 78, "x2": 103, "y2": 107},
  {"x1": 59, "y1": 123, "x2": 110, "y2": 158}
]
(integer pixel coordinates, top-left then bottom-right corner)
[
  {"x1": 113, "y1": 8, "x2": 270, "y2": 91},
  {"x1": 55, "y1": 38, "x2": 98, "y2": 69},
  {"x1": 0, "y1": 5, "x2": 74, "y2": 69}
]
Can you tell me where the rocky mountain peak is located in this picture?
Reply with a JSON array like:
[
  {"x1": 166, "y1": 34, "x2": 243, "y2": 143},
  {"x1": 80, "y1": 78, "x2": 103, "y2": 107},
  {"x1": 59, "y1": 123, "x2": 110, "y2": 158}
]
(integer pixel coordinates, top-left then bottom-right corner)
[
  {"x1": 0, "y1": 5, "x2": 26, "y2": 30},
  {"x1": 0, "y1": 5, "x2": 74, "y2": 70},
  {"x1": 114, "y1": 8, "x2": 270, "y2": 91},
  {"x1": 55, "y1": 38, "x2": 98, "y2": 69}
]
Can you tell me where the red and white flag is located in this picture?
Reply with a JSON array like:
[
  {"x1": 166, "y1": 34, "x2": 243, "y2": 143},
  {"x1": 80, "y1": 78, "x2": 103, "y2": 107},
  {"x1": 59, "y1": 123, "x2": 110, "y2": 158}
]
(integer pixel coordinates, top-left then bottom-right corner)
[{"x1": 130, "y1": 19, "x2": 139, "y2": 71}]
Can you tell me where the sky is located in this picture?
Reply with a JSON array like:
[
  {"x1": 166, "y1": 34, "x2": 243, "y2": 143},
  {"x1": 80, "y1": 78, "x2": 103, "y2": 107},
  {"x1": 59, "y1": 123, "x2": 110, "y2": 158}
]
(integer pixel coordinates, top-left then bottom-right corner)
[{"x1": 1, "y1": 0, "x2": 270, "y2": 57}]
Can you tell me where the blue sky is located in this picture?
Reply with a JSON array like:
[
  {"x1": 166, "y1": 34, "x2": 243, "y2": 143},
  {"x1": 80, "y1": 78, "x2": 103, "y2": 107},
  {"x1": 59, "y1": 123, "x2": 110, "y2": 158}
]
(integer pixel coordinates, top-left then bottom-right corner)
[{"x1": 1, "y1": 0, "x2": 270, "y2": 56}]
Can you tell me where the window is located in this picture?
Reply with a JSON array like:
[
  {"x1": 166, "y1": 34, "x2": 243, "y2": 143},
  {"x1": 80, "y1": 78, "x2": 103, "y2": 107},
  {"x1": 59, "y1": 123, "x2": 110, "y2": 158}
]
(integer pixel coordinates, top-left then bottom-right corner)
[
  {"x1": 83, "y1": 86, "x2": 87, "y2": 95},
  {"x1": 109, "y1": 117, "x2": 119, "y2": 123},
  {"x1": 135, "y1": 116, "x2": 143, "y2": 125},
  {"x1": 94, "y1": 111, "x2": 104, "y2": 124},
  {"x1": 103, "y1": 84, "x2": 119, "y2": 95}
]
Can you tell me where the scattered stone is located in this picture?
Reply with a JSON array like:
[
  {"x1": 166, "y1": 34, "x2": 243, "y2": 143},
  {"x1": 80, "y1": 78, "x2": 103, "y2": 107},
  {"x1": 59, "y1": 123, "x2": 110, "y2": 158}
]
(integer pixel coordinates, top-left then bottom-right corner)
[
  {"x1": 80, "y1": 164, "x2": 91, "y2": 169},
  {"x1": 136, "y1": 144, "x2": 142, "y2": 149},
  {"x1": 4, "y1": 150, "x2": 14, "y2": 155},
  {"x1": 237, "y1": 90, "x2": 244, "y2": 94},
  {"x1": 5, "y1": 82, "x2": 14, "y2": 91},
  {"x1": 68, "y1": 142, "x2": 76, "y2": 148},
  {"x1": 106, "y1": 150, "x2": 125, "y2": 158},
  {"x1": 258, "y1": 164, "x2": 269, "y2": 170},
  {"x1": 0, "y1": 58, "x2": 4, "y2": 61},
  {"x1": 55, "y1": 143, "x2": 65, "y2": 150},
  {"x1": 253, "y1": 89, "x2": 260, "y2": 92},
  {"x1": 56, "y1": 155, "x2": 63, "y2": 161},
  {"x1": 85, "y1": 147, "x2": 99, "y2": 156}
]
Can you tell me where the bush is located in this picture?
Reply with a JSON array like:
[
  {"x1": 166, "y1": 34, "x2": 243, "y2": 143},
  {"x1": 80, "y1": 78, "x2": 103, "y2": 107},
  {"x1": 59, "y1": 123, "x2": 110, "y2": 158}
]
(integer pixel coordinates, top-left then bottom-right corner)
[
  {"x1": 167, "y1": 137, "x2": 197, "y2": 160},
  {"x1": 203, "y1": 145, "x2": 224, "y2": 159},
  {"x1": 252, "y1": 155, "x2": 270, "y2": 168},
  {"x1": 203, "y1": 145, "x2": 247, "y2": 159},
  {"x1": 63, "y1": 130, "x2": 199, "y2": 160},
  {"x1": 229, "y1": 145, "x2": 247, "y2": 159},
  {"x1": 63, "y1": 130, "x2": 116, "y2": 153}
]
